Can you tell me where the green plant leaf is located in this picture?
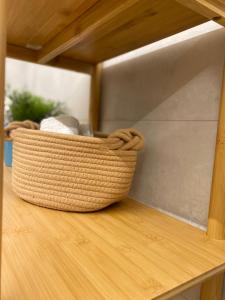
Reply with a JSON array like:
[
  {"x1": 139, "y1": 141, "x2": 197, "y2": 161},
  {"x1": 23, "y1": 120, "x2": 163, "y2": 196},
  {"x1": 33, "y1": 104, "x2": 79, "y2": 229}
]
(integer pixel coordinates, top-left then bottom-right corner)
[{"x1": 8, "y1": 90, "x2": 64, "y2": 123}]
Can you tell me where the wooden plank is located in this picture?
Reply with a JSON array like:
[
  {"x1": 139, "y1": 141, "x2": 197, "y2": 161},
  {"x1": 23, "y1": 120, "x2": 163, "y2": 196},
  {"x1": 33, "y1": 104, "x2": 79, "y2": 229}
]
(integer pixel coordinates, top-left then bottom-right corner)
[
  {"x1": 89, "y1": 63, "x2": 102, "y2": 131},
  {"x1": 7, "y1": 0, "x2": 206, "y2": 64},
  {"x1": 200, "y1": 274, "x2": 224, "y2": 300},
  {"x1": 37, "y1": 0, "x2": 142, "y2": 64},
  {"x1": 176, "y1": 0, "x2": 225, "y2": 26},
  {"x1": 7, "y1": 0, "x2": 99, "y2": 48},
  {"x1": 63, "y1": 0, "x2": 206, "y2": 63},
  {"x1": 200, "y1": 62, "x2": 225, "y2": 299},
  {"x1": 7, "y1": 44, "x2": 37, "y2": 62},
  {"x1": 7, "y1": 44, "x2": 94, "y2": 74},
  {"x1": 3, "y1": 167, "x2": 225, "y2": 299},
  {"x1": 0, "y1": 0, "x2": 6, "y2": 293},
  {"x1": 48, "y1": 56, "x2": 94, "y2": 75}
]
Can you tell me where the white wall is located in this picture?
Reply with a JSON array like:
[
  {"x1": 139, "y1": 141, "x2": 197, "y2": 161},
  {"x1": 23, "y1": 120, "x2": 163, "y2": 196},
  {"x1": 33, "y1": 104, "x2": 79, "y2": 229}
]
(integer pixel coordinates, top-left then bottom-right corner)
[{"x1": 6, "y1": 59, "x2": 90, "y2": 123}]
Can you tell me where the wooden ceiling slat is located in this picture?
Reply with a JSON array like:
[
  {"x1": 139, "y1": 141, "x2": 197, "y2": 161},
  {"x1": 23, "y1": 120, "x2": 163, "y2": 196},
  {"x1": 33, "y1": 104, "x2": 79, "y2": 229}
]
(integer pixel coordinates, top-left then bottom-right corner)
[
  {"x1": 7, "y1": 44, "x2": 93, "y2": 74},
  {"x1": 176, "y1": 0, "x2": 225, "y2": 26},
  {"x1": 48, "y1": 56, "x2": 93, "y2": 74},
  {"x1": 63, "y1": 0, "x2": 207, "y2": 63},
  {"x1": 7, "y1": 44, "x2": 37, "y2": 62},
  {"x1": 37, "y1": 0, "x2": 140, "y2": 64},
  {"x1": 7, "y1": 0, "x2": 98, "y2": 48},
  {"x1": 7, "y1": 0, "x2": 224, "y2": 71}
]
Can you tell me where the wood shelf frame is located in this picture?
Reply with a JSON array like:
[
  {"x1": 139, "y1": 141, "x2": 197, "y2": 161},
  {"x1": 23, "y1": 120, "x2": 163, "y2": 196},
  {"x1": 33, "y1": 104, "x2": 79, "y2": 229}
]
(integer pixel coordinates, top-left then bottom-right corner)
[
  {"x1": 176, "y1": 0, "x2": 225, "y2": 26},
  {"x1": 7, "y1": 44, "x2": 94, "y2": 75},
  {"x1": 89, "y1": 63, "x2": 102, "y2": 131},
  {"x1": 37, "y1": 0, "x2": 141, "y2": 64},
  {"x1": 0, "y1": 0, "x2": 6, "y2": 292},
  {"x1": 2, "y1": 0, "x2": 225, "y2": 299}
]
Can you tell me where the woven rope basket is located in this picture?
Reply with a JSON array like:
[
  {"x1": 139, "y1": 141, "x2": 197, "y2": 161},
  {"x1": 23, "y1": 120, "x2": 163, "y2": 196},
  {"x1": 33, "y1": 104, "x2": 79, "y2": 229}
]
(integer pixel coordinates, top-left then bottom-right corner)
[{"x1": 12, "y1": 128, "x2": 143, "y2": 212}]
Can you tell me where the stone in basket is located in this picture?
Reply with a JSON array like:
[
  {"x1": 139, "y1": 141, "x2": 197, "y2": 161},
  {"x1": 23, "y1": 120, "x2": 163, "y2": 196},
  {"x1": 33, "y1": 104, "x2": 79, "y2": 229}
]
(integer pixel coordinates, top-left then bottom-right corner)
[{"x1": 12, "y1": 128, "x2": 144, "y2": 212}]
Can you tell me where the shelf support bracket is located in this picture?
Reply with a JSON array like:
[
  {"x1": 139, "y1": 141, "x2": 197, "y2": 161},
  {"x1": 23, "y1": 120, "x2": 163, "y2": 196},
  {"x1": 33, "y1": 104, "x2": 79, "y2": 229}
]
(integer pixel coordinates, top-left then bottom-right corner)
[{"x1": 89, "y1": 63, "x2": 102, "y2": 132}]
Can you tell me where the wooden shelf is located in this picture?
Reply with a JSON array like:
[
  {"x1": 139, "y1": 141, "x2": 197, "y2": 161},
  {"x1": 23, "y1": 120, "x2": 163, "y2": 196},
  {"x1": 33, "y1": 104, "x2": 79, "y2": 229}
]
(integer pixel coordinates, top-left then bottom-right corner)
[
  {"x1": 2, "y1": 167, "x2": 225, "y2": 300},
  {"x1": 3, "y1": 1, "x2": 225, "y2": 298},
  {"x1": 7, "y1": 0, "x2": 208, "y2": 67}
]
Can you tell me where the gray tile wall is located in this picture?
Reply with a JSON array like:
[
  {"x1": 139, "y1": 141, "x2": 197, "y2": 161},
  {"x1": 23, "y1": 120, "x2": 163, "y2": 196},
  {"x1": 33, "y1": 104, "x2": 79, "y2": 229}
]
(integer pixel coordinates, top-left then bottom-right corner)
[
  {"x1": 101, "y1": 28, "x2": 225, "y2": 227},
  {"x1": 100, "y1": 28, "x2": 225, "y2": 299}
]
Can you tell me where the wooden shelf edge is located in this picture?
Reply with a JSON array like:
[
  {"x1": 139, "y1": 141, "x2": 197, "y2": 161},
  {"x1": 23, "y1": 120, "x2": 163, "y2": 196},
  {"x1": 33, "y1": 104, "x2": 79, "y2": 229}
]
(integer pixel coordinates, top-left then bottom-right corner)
[
  {"x1": 7, "y1": 44, "x2": 94, "y2": 74},
  {"x1": 154, "y1": 264, "x2": 225, "y2": 299}
]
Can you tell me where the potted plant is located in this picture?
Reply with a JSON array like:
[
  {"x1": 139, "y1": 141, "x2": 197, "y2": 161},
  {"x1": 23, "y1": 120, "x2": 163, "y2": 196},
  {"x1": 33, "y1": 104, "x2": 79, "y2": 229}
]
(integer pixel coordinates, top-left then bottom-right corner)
[{"x1": 4, "y1": 90, "x2": 63, "y2": 167}]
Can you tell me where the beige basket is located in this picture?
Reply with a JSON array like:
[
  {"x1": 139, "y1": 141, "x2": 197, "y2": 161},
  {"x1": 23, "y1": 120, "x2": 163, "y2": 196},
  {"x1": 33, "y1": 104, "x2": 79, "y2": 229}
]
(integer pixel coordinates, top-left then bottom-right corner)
[{"x1": 12, "y1": 128, "x2": 143, "y2": 212}]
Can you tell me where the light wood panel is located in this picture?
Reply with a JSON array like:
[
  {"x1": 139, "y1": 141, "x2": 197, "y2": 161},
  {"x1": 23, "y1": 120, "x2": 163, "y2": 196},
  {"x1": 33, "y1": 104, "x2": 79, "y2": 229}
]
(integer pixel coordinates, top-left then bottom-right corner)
[
  {"x1": 3, "y1": 168, "x2": 225, "y2": 300},
  {"x1": 48, "y1": 56, "x2": 94, "y2": 75},
  {"x1": 0, "y1": 0, "x2": 6, "y2": 294},
  {"x1": 6, "y1": 0, "x2": 208, "y2": 64},
  {"x1": 63, "y1": 0, "x2": 207, "y2": 63},
  {"x1": 177, "y1": 0, "x2": 225, "y2": 26},
  {"x1": 89, "y1": 63, "x2": 102, "y2": 131},
  {"x1": 7, "y1": 0, "x2": 98, "y2": 48},
  {"x1": 7, "y1": 44, "x2": 94, "y2": 74},
  {"x1": 38, "y1": 0, "x2": 141, "y2": 64},
  {"x1": 7, "y1": 44, "x2": 37, "y2": 62}
]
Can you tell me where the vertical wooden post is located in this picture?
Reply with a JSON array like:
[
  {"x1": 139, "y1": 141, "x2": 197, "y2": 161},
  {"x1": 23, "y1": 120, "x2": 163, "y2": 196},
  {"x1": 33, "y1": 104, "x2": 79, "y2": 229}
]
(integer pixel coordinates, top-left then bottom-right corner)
[
  {"x1": 89, "y1": 63, "x2": 102, "y2": 132},
  {"x1": 201, "y1": 274, "x2": 224, "y2": 300},
  {"x1": 0, "y1": 0, "x2": 6, "y2": 292},
  {"x1": 200, "y1": 62, "x2": 225, "y2": 299},
  {"x1": 207, "y1": 62, "x2": 225, "y2": 240}
]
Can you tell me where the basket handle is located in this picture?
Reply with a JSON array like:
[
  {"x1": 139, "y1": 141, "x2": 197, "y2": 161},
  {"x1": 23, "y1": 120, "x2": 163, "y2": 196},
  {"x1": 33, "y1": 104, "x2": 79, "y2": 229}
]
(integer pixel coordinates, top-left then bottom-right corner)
[
  {"x1": 4, "y1": 120, "x2": 39, "y2": 138},
  {"x1": 106, "y1": 128, "x2": 144, "y2": 151}
]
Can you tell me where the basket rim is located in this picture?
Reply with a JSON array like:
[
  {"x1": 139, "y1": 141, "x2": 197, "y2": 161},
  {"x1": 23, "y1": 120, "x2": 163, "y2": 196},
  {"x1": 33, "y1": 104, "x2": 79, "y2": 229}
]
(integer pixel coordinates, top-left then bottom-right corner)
[
  {"x1": 14, "y1": 128, "x2": 106, "y2": 144},
  {"x1": 13, "y1": 128, "x2": 140, "y2": 154}
]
